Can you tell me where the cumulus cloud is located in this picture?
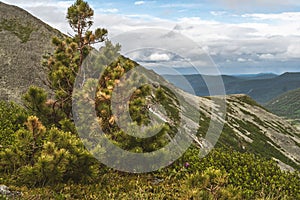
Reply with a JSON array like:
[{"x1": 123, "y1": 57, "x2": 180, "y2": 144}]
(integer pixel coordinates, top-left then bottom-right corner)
[
  {"x1": 2, "y1": 0, "x2": 73, "y2": 9},
  {"x1": 3, "y1": 0, "x2": 300, "y2": 74},
  {"x1": 126, "y1": 50, "x2": 174, "y2": 63},
  {"x1": 160, "y1": 3, "x2": 202, "y2": 8},
  {"x1": 242, "y1": 12, "x2": 300, "y2": 21},
  {"x1": 259, "y1": 53, "x2": 275, "y2": 60},
  {"x1": 285, "y1": 44, "x2": 300, "y2": 58},
  {"x1": 237, "y1": 58, "x2": 246, "y2": 62},
  {"x1": 209, "y1": 0, "x2": 300, "y2": 10},
  {"x1": 210, "y1": 11, "x2": 227, "y2": 16},
  {"x1": 148, "y1": 53, "x2": 171, "y2": 61},
  {"x1": 98, "y1": 8, "x2": 119, "y2": 13},
  {"x1": 134, "y1": 1, "x2": 145, "y2": 6}
]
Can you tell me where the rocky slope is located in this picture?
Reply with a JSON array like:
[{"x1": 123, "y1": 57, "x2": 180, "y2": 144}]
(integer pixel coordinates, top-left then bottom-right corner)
[
  {"x1": 0, "y1": 2, "x2": 64, "y2": 103},
  {"x1": 220, "y1": 95, "x2": 300, "y2": 171},
  {"x1": 132, "y1": 67, "x2": 300, "y2": 171},
  {"x1": 177, "y1": 89, "x2": 300, "y2": 172}
]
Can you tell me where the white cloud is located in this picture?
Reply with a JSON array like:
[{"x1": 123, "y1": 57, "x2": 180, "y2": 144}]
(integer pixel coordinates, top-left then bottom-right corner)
[
  {"x1": 210, "y1": 0, "x2": 300, "y2": 10},
  {"x1": 160, "y1": 3, "x2": 202, "y2": 8},
  {"x1": 210, "y1": 11, "x2": 227, "y2": 16},
  {"x1": 177, "y1": 17, "x2": 219, "y2": 25},
  {"x1": 259, "y1": 53, "x2": 275, "y2": 59},
  {"x1": 149, "y1": 53, "x2": 171, "y2": 61},
  {"x1": 124, "y1": 49, "x2": 174, "y2": 63},
  {"x1": 243, "y1": 12, "x2": 300, "y2": 21},
  {"x1": 237, "y1": 58, "x2": 246, "y2": 62},
  {"x1": 134, "y1": 1, "x2": 145, "y2": 6},
  {"x1": 2, "y1": 0, "x2": 73, "y2": 8},
  {"x1": 98, "y1": 8, "x2": 119, "y2": 13},
  {"x1": 285, "y1": 44, "x2": 300, "y2": 58}
]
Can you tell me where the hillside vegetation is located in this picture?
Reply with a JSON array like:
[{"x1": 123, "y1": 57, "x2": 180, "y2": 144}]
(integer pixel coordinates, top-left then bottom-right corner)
[
  {"x1": 1, "y1": 1, "x2": 300, "y2": 199},
  {"x1": 1, "y1": 101, "x2": 299, "y2": 199},
  {"x1": 266, "y1": 88, "x2": 300, "y2": 120}
]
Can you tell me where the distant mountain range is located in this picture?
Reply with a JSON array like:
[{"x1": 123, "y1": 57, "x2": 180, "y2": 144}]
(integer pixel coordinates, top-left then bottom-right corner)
[
  {"x1": 163, "y1": 72, "x2": 300, "y2": 104},
  {"x1": 231, "y1": 73, "x2": 278, "y2": 79}
]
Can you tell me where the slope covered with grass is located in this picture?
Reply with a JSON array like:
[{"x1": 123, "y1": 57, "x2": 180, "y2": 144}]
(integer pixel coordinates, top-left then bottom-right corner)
[{"x1": 266, "y1": 88, "x2": 300, "y2": 120}]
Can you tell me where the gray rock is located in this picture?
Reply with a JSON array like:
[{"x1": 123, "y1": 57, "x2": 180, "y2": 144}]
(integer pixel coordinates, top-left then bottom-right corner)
[
  {"x1": 0, "y1": 185, "x2": 11, "y2": 195},
  {"x1": 0, "y1": 2, "x2": 63, "y2": 103},
  {"x1": 0, "y1": 184, "x2": 22, "y2": 198}
]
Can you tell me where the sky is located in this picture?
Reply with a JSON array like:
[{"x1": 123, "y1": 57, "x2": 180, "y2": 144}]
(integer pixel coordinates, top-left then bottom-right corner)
[{"x1": 3, "y1": 0, "x2": 300, "y2": 75}]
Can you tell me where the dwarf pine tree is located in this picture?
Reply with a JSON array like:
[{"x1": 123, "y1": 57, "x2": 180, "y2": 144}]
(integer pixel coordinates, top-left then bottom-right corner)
[
  {"x1": 23, "y1": 0, "x2": 177, "y2": 156},
  {"x1": 93, "y1": 56, "x2": 180, "y2": 153},
  {"x1": 0, "y1": 116, "x2": 99, "y2": 186},
  {"x1": 43, "y1": 0, "x2": 107, "y2": 119}
]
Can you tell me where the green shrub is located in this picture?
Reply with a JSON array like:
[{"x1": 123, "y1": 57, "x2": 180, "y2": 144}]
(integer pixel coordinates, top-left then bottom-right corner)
[
  {"x1": 23, "y1": 86, "x2": 67, "y2": 127},
  {"x1": 0, "y1": 116, "x2": 99, "y2": 187},
  {"x1": 0, "y1": 101, "x2": 28, "y2": 147}
]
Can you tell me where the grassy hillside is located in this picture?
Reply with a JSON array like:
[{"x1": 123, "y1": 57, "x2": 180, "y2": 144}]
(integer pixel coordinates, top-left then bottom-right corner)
[
  {"x1": 1, "y1": 101, "x2": 299, "y2": 199},
  {"x1": 266, "y1": 88, "x2": 300, "y2": 120}
]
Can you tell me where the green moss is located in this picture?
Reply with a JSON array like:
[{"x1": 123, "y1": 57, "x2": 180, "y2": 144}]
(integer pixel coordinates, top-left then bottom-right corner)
[{"x1": 0, "y1": 19, "x2": 36, "y2": 43}]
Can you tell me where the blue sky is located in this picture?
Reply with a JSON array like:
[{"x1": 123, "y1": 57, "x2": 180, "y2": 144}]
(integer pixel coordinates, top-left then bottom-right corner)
[
  {"x1": 3, "y1": 0, "x2": 300, "y2": 74},
  {"x1": 87, "y1": 0, "x2": 300, "y2": 21}
]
